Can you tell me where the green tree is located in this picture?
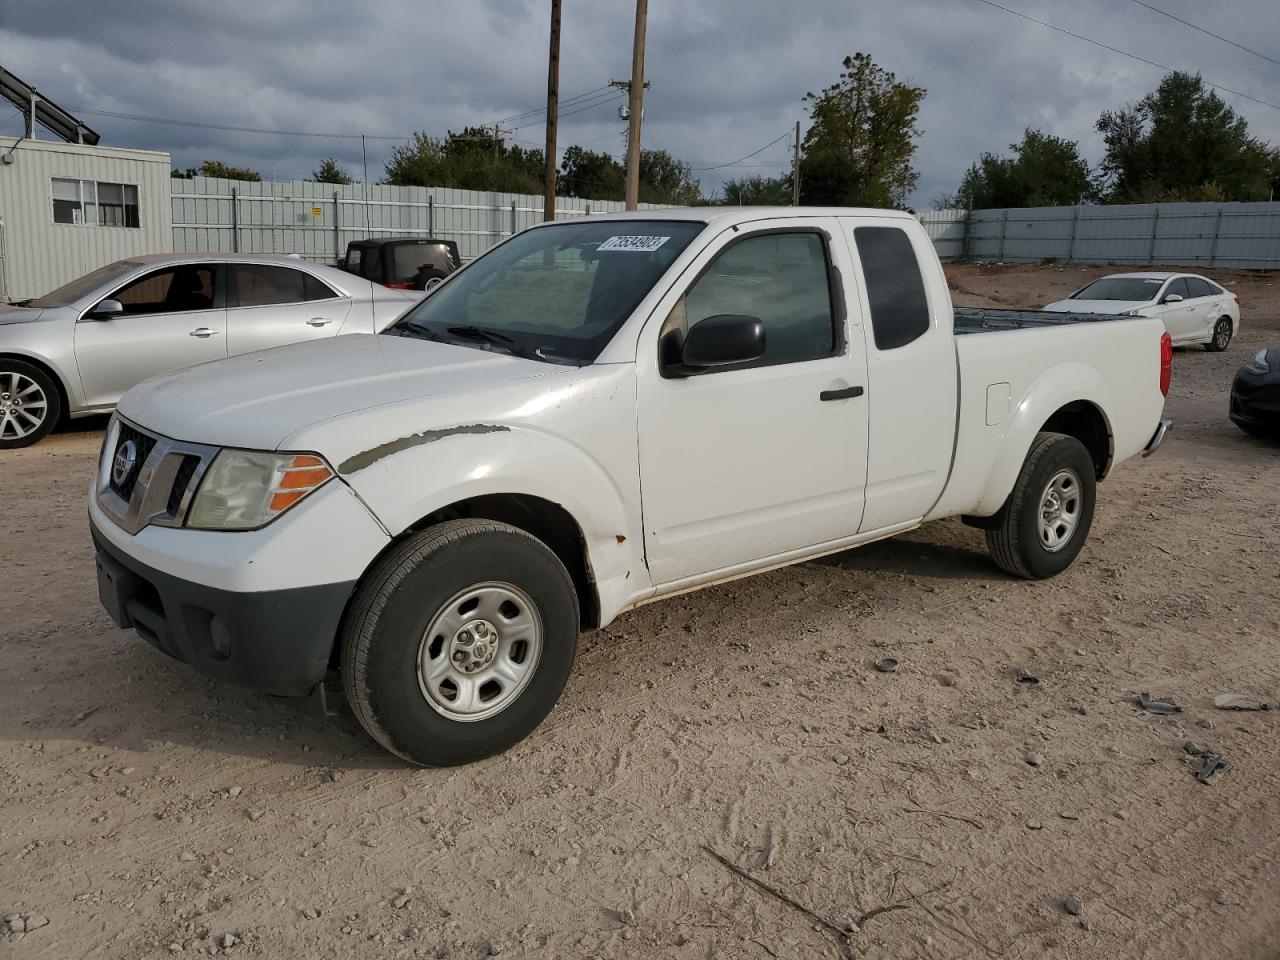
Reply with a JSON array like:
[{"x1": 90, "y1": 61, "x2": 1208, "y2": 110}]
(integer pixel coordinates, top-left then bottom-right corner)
[
  {"x1": 312, "y1": 157, "x2": 353, "y2": 184},
  {"x1": 558, "y1": 146, "x2": 625, "y2": 200},
  {"x1": 956, "y1": 129, "x2": 1092, "y2": 209},
  {"x1": 192, "y1": 160, "x2": 262, "y2": 182},
  {"x1": 385, "y1": 128, "x2": 543, "y2": 193},
  {"x1": 716, "y1": 174, "x2": 793, "y2": 205},
  {"x1": 638, "y1": 149, "x2": 701, "y2": 204},
  {"x1": 1096, "y1": 72, "x2": 1276, "y2": 202},
  {"x1": 798, "y1": 53, "x2": 925, "y2": 208}
]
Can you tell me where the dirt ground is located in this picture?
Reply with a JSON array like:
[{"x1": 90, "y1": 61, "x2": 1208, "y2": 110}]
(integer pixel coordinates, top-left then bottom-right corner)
[{"x1": 3, "y1": 263, "x2": 1279, "y2": 960}]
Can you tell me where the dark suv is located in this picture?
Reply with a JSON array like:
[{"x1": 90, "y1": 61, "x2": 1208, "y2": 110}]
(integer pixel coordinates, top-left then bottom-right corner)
[{"x1": 341, "y1": 237, "x2": 461, "y2": 291}]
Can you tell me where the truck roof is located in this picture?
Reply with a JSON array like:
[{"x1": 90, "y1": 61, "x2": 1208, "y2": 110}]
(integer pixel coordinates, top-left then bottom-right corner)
[{"x1": 536, "y1": 206, "x2": 918, "y2": 229}]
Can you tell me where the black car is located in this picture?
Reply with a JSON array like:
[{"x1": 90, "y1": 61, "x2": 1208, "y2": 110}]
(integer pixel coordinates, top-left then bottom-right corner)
[
  {"x1": 340, "y1": 237, "x2": 461, "y2": 291},
  {"x1": 1230, "y1": 346, "x2": 1280, "y2": 439}
]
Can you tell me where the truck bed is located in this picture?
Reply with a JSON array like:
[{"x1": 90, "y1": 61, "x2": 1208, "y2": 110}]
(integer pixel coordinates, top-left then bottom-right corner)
[{"x1": 954, "y1": 307, "x2": 1123, "y2": 334}]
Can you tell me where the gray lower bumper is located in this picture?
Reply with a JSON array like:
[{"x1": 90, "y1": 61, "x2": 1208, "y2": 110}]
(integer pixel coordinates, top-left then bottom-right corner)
[{"x1": 1142, "y1": 418, "x2": 1172, "y2": 457}]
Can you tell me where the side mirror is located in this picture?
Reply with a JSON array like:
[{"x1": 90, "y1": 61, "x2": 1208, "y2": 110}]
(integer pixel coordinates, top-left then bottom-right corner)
[
  {"x1": 87, "y1": 298, "x2": 124, "y2": 320},
  {"x1": 676, "y1": 314, "x2": 766, "y2": 372},
  {"x1": 1162, "y1": 293, "x2": 1184, "y2": 304}
]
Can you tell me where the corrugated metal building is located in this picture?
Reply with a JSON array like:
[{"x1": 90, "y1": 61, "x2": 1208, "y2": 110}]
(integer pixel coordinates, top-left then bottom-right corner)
[{"x1": 0, "y1": 136, "x2": 172, "y2": 300}]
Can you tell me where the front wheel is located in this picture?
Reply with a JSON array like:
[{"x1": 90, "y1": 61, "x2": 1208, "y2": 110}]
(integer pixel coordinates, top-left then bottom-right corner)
[
  {"x1": 0, "y1": 360, "x2": 60, "y2": 449},
  {"x1": 985, "y1": 432, "x2": 1097, "y2": 579},
  {"x1": 1206, "y1": 318, "x2": 1232, "y2": 352},
  {"x1": 340, "y1": 519, "x2": 579, "y2": 766}
]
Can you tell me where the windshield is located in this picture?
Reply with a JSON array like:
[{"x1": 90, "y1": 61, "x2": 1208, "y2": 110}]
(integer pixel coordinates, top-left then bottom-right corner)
[
  {"x1": 387, "y1": 219, "x2": 705, "y2": 364},
  {"x1": 28, "y1": 260, "x2": 145, "y2": 309},
  {"x1": 1071, "y1": 277, "x2": 1167, "y2": 302}
]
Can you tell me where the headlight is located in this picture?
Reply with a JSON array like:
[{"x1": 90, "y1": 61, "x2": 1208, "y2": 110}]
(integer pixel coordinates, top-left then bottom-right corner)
[
  {"x1": 1244, "y1": 349, "x2": 1270, "y2": 375},
  {"x1": 187, "y1": 450, "x2": 333, "y2": 530}
]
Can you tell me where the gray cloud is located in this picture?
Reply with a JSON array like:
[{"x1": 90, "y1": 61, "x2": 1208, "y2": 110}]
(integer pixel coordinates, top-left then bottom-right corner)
[{"x1": 2, "y1": 0, "x2": 1277, "y2": 205}]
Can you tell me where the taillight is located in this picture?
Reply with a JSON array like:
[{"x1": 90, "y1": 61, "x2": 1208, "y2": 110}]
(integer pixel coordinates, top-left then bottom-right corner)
[
  {"x1": 1159, "y1": 331, "x2": 1172, "y2": 397},
  {"x1": 384, "y1": 281, "x2": 414, "y2": 290},
  {"x1": 1233, "y1": 294, "x2": 1240, "y2": 306}
]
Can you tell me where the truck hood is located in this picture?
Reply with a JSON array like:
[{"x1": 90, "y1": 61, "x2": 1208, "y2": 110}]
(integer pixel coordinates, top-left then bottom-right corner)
[
  {"x1": 117, "y1": 333, "x2": 569, "y2": 450},
  {"x1": 0, "y1": 306, "x2": 46, "y2": 326},
  {"x1": 1043, "y1": 299, "x2": 1146, "y2": 315}
]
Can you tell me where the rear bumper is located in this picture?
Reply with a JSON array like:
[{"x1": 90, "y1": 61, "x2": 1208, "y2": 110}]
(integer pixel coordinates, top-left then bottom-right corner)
[
  {"x1": 1142, "y1": 418, "x2": 1172, "y2": 457},
  {"x1": 92, "y1": 521, "x2": 354, "y2": 697}
]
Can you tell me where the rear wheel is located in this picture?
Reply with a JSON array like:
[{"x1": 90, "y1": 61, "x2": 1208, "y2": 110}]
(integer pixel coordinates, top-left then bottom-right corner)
[
  {"x1": 0, "y1": 360, "x2": 60, "y2": 449},
  {"x1": 340, "y1": 519, "x2": 579, "y2": 766},
  {"x1": 1206, "y1": 318, "x2": 1232, "y2": 352},
  {"x1": 985, "y1": 432, "x2": 1096, "y2": 579},
  {"x1": 414, "y1": 268, "x2": 448, "y2": 291}
]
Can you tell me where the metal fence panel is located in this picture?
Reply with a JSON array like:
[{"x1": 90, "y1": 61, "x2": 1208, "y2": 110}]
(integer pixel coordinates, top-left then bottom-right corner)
[
  {"x1": 172, "y1": 177, "x2": 670, "y2": 264},
  {"x1": 944, "y1": 201, "x2": 1280, "y2": 269}
]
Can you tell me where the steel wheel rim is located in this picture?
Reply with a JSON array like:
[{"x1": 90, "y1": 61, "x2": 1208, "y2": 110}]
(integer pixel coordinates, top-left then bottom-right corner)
[
  {"x1": 424, "y1": 277, "x2": 444, "y2": 290},
  {"x1": 1038, "y1": 468, "x2": 1082, "y2": 553},
  {"x1": 1214, "y1": 321, "x2": 1230, "y2": 350},
  {"x1": 0, "y1": 371, "x2": 48, "y2": 440},
  {"x1": 416, "y1": 581, "x2": 543, "y2": 722}
]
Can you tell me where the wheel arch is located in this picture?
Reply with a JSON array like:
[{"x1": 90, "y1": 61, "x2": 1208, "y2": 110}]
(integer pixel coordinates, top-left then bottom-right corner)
[
  {"x1": 1039, "y1": 399, "x2": 1112, "y2": 480},
  {"x1": 0, "y1": 351, "x2": 72, "y2": 424},
  {"x1": 330, "y1": 492, "x2": 601, "y2": 671}
]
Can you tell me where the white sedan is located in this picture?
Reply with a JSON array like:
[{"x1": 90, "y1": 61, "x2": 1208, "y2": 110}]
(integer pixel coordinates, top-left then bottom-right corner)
[
  {"x1": 0, "y1": 254, "x2": 422, "y2": 448},
  {"x1": 1044, "y1": 272, "x2": 1240, "y2": 351}
]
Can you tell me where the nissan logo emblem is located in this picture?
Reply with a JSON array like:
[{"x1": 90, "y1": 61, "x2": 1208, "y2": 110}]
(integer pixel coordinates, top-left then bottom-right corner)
[{"x1": 112, "y1": 438, "x2": 139, "y2": 487}]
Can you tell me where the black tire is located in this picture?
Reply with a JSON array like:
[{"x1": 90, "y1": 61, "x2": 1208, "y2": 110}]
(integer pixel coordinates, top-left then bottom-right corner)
[
  {"x1": 340, "y1": 519, "x2": 579, "y2": 766},
  {"x1": 985, "y1": 432, "x2": 1097, "y2": 579},
  {"x1": 0, "y1": 359, "x2": 61, "y2": 449},
  {"x1": 1206, "y1": 318, "x2": 1232, "y2": 352}
]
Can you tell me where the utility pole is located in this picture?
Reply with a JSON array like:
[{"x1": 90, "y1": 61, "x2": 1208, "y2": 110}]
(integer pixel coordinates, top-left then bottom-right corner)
[
  {"x1": 624, "y1": 0, "x2": 648, "y2": 210},
  {"x1": 792, "y1": 120, "x2": 801, "y2": 206},
  {"x1": 543, "y1": 0, "x2": 562, "y2": 221}
]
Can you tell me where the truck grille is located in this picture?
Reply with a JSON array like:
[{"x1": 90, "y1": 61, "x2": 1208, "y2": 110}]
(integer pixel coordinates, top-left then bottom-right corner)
[
  {"x1": 96, "y1": 417, "x2": 219, "y2": 535},
  {"x1": 108, "y1": 422, "x2": 158, "y2": 501}
]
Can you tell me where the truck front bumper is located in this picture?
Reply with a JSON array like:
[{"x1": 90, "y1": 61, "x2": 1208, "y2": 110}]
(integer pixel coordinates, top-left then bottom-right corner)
[
  {"x1": 89, "y1": 481, "x2": 389, "y2": 698},
  {"x1": 93, "y1": 527, "x2": 354, "y2": 696}
]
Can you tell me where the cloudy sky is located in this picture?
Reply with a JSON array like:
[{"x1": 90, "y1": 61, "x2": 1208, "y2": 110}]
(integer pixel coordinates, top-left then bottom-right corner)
[{"x1": 3, "y1": 0, "x2": 1278, "y2": 207}]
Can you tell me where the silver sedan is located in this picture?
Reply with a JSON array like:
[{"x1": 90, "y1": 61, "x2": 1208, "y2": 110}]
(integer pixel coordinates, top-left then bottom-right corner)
[{"x1": 0, "y1": 254, "x2": 422, "y2": 447}]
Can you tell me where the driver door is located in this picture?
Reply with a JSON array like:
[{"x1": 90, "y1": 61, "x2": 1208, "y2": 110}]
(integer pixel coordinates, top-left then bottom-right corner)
[
  {"x1": 74, "y1": 263, "x2": 228, "y2": 409},
  {"x1": 636, "y1": 223, "x2": 870, "y2": 586}
]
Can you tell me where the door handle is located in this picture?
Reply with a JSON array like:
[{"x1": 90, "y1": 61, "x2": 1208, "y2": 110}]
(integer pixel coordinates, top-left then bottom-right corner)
[
  {"x1": 306, "y1": 317, "x2": 333, "y2": 327},
  {"x1": 820, "y1": 385, "x2": 865, "y2": 401},
  {"x1": 188, "y1": 327, "x2": 219, "y2": 338}
]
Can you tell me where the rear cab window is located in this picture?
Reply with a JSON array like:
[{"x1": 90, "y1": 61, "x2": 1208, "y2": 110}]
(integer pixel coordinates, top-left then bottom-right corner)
[{"x1": 853, "y1": 226, "x2": 930, "y2": 350}]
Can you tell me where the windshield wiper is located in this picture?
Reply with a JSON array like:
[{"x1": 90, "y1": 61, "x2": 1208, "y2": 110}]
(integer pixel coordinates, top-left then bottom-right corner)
[{"x1": 445, "y1": 325, "x2": 536, "y2": 360}]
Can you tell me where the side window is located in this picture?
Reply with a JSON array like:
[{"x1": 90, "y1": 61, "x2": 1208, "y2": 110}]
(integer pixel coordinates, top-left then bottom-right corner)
[
  {"x1": 345, "y1": 247, "x2": 363, "y2": 272},
  {"x1": 1164, "y1": 278, "x2": 1190, "y2": 300},
  {"x1": 230, "y1": 265, "x2": 313, "y2": 307},
  {"x1": 672, "y1": 232, "x2": 836, "y2": 368},
  {"x1": 111, "y1": 265, "x2": 216, "y2": 315},
  {"x1": 1186, "y1": 277, "x2": 1214, "y2": 298},
  {"x1": 303, "y1": 273, "x2": 338, "y2": 301},
  {"x1": 854, "y1": 226, "x2": 930, "y2": 350}
]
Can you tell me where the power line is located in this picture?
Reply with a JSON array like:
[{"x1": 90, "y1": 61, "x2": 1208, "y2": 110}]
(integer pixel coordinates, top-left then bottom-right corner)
[
  {"x1": 690, "y1": 130, "x2": 792, "y2": 171},
  {"x1": 968, "y1": 0, "x2": 1280, "y2": 112},
  {"x1": 66, "y1": 87, "x2": 624, "y2": 145},
  {"x1": 1127, "y1": 1, "x2": 1280, "y2": 68},
  {"x1": 492, "y1": 84, "x2": 612, "y2": 126}
]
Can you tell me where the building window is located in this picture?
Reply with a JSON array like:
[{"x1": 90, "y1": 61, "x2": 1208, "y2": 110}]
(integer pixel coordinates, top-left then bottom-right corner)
[{"x1": 51, "y1": 178, "x2": 140, "y2": 228}]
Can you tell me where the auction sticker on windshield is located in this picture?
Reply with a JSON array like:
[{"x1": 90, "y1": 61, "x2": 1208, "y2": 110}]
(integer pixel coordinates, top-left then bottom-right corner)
[{"x1": 598, "y1": 235, "x2": 670, "y2": 253}]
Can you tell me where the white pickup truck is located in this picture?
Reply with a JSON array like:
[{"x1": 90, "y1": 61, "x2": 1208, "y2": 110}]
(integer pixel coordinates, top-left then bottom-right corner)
[{"x1": 90, "y1": 208, "x2": 1172, "y2": 766}]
